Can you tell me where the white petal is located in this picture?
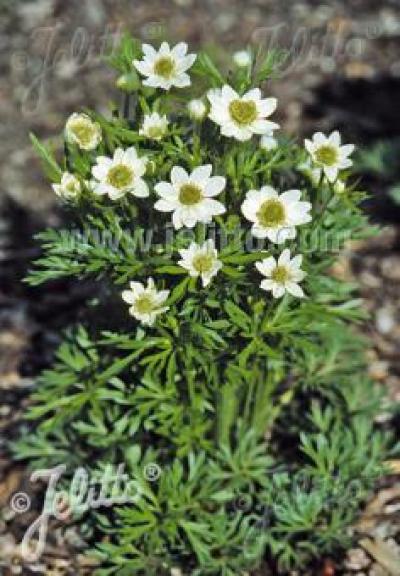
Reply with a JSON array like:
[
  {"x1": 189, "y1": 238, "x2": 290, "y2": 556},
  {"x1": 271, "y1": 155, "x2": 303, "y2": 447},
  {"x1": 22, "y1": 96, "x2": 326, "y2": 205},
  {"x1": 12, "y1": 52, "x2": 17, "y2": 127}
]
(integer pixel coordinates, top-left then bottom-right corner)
[
  {"x1": 142, "y1": 44, "x2": 157, "y2": 58},
  {"x1": 131, "y1": 178, "x2": 149, "y2": 198},
  {"x1": 191, "y1": 164, "x2": 212, "y2": 184},
  {"x1": 122, "y1": 290, "x2": 135, "y2": 304},
  {"x1": 268, "y1": 226, "x2": 296, "y2": 244},
  {"x1": 340, "y1": 144, "x2": 355, "y2": 157},
  {"x1": 286, "y1": 282, "x2": 305, "y2": 298},
  {"x1": 204, "y1": 176, "x2": 226, "y2": 197},
  {"x1": 221, "y1": 84, "x2": 238, "y2": 101},
  {"x1": 177, "y1": 53, "x2": 196, "y2": 72},
  {"x1": 159, "y1": 41, "x2": 170, "y2": 55},
  {"x1": 252, "y1": 119, "x2": 280, "y2": 135},
  {"x1": 171, "y1": 166, "x2": 188, "y2": 186},
  {"x1": 143, "y1": 75, "x2": 165, "y2": 88},
  {"x1": 108, "y1": 187, "x2": 125, "y2": 200},
  {"x1": 155, "y1": 182, "x2": 176, "y2": 199},
  {"x1": 260, "y1": 278, "x2": 274, "y2": 291},
  {"x1": 313, "y1": 132, "x2": 327, "y2": 146},
  {"x1": 243, "y1": 87, "x2": 261, "y2": 100},
  {"x1": 329, "y1": 131, "x2": 341, "y2": 147},
  {"x1": 278, "y1": 249, "x2": 291, "y2": 265},
  {"x1": 251, "y1": 225, "x2": 269, "y2": 239},
  {"x1": 257, "y1": 97, "x2": 277, "y2": 117},
  {"x1": 338, "y1": 158, "x2": 353, "y2": 169},
  {"x1": 92, "y1": 164, "x2": 110, "y2": 181},
  {"x1": 172, "y1": 72, "x2": 191, "y2": 88},
  {"x1": 171, "y1": 42, "x2": 188, "y2": 58},
  {"x1": 290, "y1": 254, "x2": 303, "y2": 269},
  {"x1": 154, "y1": 199, "x2": 175, "y2": 212},
  {"x1": 114, "y1": 148, "x2": 124, "y2": 162},
  {"x1": 256, "y1": 257, "x2": 276, "y2": 276},
  {"x1": 124, "y1": 147, "x2": 138, "y2": 162},
  {"x1": 129, "y1": 281, "x2": 144, "y2": 293},
  {"x1": 272, "y1": 284, "x2": 286, "y2": 298},
  {"x1": 304, "y1": 139, "x2": 315, "y2": 155},
  {"x1": 180, "y1": 208, "x2": 198, "y2": 228},
  {"x1": 324, "y1": 165, "x2": 339, "y2": 182},
  {"x1": 280, "y1": 189, "x2": 302, "y2": 204},
  {"x1": 201, "y1": 198, "x2": 226, "y2": 217},
  {"x1": 172, "y1": 209, "x2": 184, "y2": 230},
  {"x1": 133, "y1": 60, "x2": 153, "y2": 76},
  {"x1": 92, "y1": 182, "x2": 112, "y2": 197},
  {"x1": 259, "y1": 186, "x2": 278, "y2": 199}
]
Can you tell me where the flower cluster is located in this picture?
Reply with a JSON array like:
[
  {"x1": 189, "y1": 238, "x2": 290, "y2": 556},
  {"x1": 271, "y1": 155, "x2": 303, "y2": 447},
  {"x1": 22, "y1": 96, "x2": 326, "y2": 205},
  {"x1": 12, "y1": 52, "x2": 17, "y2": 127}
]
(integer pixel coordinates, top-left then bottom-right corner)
[{"x1": 54, "y1": 41, "x2": 355, "y2": 326}]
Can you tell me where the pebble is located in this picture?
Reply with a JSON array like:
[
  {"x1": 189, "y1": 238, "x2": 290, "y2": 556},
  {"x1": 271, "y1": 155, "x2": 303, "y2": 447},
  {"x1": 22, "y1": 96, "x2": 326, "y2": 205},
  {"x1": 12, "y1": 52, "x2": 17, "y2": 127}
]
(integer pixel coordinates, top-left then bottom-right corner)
[
  {"x1": 381, "y1": 257, "x2": 400, "y2": 281},
  {"x1": 375, "y1": 308, "x2": 395, "y2": 335},
  {"x1": 368, "y1": 361, "x2": 389, "y2": 381},
  {"x1": 345, "y1": 548, "x2": 371, "y2": 571}
]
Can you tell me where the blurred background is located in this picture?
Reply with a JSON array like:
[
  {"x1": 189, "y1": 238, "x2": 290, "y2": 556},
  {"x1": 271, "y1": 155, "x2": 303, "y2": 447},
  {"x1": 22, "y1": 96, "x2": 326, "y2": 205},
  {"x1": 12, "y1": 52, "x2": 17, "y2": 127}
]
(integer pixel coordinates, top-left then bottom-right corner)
[{"x1": 0, "y1": 0, "x2": 400, "y2": 574}]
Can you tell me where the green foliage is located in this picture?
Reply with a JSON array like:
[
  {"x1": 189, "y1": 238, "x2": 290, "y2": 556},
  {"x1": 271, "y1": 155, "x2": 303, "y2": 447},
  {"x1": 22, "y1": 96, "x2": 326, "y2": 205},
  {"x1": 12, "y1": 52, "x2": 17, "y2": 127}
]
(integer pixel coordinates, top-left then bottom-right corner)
[
  {"x1": 356, "y1": 137, "x2": 400, "y2": 204},
  {"x1": 14, "y1": 35, "x2": 389, "y2": 575}
]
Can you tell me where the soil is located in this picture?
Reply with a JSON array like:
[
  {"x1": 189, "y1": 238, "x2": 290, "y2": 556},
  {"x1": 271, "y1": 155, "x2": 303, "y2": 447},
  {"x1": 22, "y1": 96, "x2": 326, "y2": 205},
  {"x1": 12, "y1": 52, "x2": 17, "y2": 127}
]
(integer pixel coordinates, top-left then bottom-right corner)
[{"x1": 0, "y1": 1, "x2": 399, "y2": 574}]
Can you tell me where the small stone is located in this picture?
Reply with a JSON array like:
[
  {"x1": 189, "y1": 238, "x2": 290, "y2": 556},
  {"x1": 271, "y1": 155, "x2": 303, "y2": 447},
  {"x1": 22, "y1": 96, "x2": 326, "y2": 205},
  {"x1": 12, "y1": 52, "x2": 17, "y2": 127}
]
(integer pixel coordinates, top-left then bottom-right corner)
[
  {"x1": 345, "y1": 547, "x2": 371, "y2": 571},
  {"x1": 381, "y1": 257, "x2": 400, "y2": 280},
  {"x1": 368, "y1": 361, "x2": 389, "y2": 381},
  {"x1": 359, "y1": 271, "x2": 381, "y2": 289},
  {"x1": 375, "y1": 308, "x2": 395, "y2": 335}
]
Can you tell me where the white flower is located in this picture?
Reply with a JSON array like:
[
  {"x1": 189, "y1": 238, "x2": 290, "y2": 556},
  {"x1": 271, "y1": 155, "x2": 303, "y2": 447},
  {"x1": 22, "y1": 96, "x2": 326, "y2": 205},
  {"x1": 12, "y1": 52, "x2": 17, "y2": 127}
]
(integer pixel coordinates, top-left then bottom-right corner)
[
  {"x1": 139, "y1": 112, "x2": 168, "y2": 140},
  {"x1": 208, "y1": 85, "x2": 279, "y2": 142},
  {"x1": 133, "y1": 42, "x2": 196, "y2": 91},
  {"x1": 241, "y1": 186, "x2": 312, "y2": 244},
  {"x1": 304, "y1": 131, "x2": 355, "y2": 183},
  {"x1": 178, "y1": 239, "x2": 222, "y2": 287},
  {"x1": 154, "y1": 164, "x2": 226, "y2": 230},
  {"x1": 122, "y1": 278, "x2": 169, "y2": 326},
  {"x1": 188, "y1": 98, "x2": 207, "y2": 121},
  {"x1": 260, "y1": 131, "x2": 278, "y2": 151},
  {"x1": 233, "y1": 49, "x2": 252, "y2": 67},
  {"x1": 91, "y1": 147, "x2": 148, "y2": 200},
  {"x1": 256, "y1": 249, "x2": 306, "y2": 299},
  {"x1": 65, "y1": 113, "x2": 102, "y2": 151},
  {"x1": 52, "y1": 172, "x2": 81, "y2": 200}
]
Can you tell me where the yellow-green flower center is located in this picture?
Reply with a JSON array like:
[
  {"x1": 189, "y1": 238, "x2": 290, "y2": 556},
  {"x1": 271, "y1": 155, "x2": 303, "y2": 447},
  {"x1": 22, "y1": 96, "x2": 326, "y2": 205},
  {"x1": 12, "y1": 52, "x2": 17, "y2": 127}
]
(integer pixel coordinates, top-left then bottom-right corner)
[
  {"x1": 257, "y1": 199, "x2": 286, "y2": 228},
  {"x1": 65, "y1": 179, "x2": 79, "y2": 194},
  {"x1": 229, "y1": 99, "x2": 257, "y2": 126},
  {"x1": 154, "y1": 56, "x2": 175, "y2": 78},
  {"x1": 315, "y1": 145, "x2": 338, "y2": 167},
  {"x1": 179, "y1": 183, "x2": 202, "y2": 206},
  {"x1": 147, "y1": 126, "x2": 164, "y2": 139},
  {"x1": 134, "y1": 294, "x2": 154, "y2": 315},
  {"x1": 271, "y1": 265, "x2": 290, "y2": 284},
  {"x1": 107, "y1": 164, "x2": 134, "y2": 190},
  {"x1": 193, "y1": 253, "x2": 214, "y2": 274},
  {"x1": 71, "y1": 121, "x2": 96, "y2": 147}
]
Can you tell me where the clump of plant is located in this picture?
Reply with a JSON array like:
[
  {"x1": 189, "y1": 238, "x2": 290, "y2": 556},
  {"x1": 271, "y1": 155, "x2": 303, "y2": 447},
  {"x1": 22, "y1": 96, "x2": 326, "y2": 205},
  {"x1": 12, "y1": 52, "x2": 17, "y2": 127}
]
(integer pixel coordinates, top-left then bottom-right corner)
[{"x1": 15, "y1": 36, "x2": 388, "y2": 575}]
